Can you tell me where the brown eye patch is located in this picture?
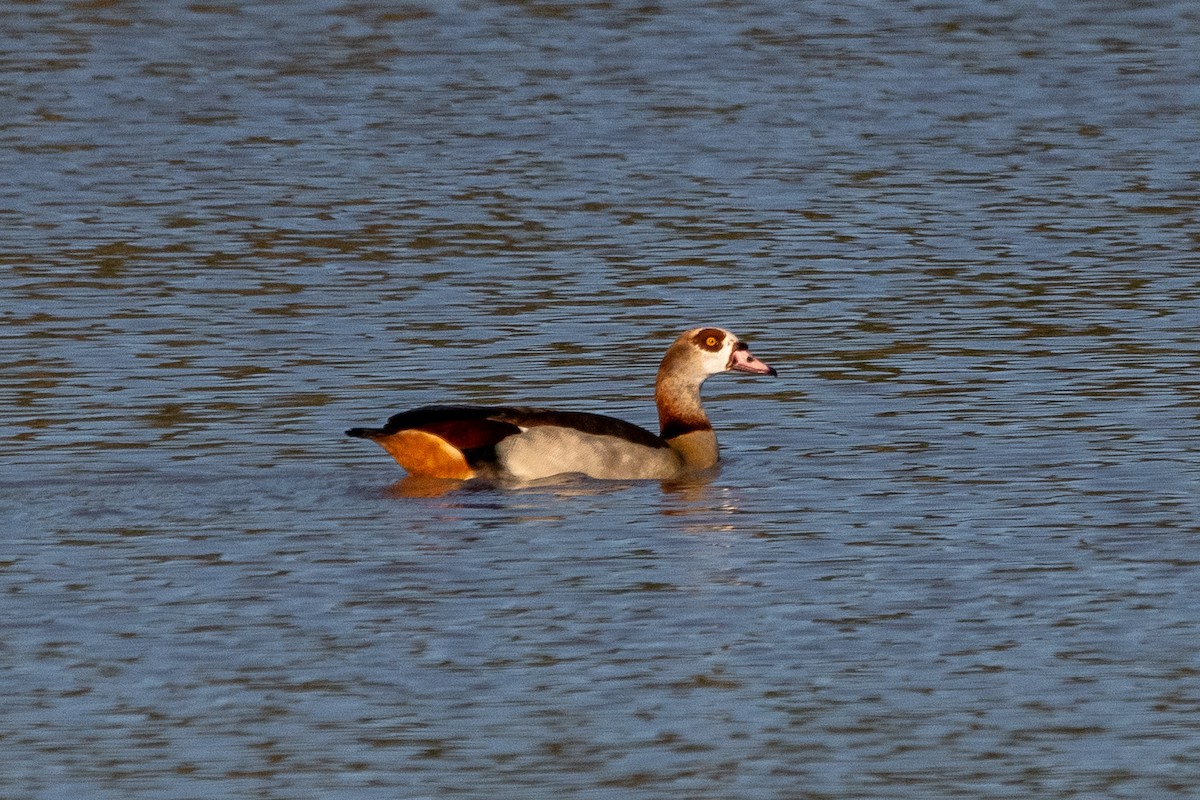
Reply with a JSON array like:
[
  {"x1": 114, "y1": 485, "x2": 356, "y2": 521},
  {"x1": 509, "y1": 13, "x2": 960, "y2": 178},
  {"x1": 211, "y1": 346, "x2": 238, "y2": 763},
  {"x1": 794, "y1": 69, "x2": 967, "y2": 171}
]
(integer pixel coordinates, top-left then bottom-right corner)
[{"x1": 693, "y1": 328, "x2": 725, "y2": 352}]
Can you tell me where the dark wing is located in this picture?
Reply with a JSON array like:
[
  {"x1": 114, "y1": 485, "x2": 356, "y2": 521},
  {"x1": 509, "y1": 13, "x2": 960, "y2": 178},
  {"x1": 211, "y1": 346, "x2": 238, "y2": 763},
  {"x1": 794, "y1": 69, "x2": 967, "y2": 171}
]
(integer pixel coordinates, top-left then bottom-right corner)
[
  {"x1": 348, "y1": 404, "x2": 668, "y2": 454},
  {"x1": 489, "y1": 407, "x2": 668, "y2": 450}
]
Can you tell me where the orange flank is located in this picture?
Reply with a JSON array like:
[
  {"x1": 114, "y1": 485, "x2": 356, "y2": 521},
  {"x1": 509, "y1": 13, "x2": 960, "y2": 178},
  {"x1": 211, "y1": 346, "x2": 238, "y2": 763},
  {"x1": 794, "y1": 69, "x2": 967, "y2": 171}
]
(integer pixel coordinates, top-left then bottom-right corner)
[{"x1": 374, "y1": 429, "x2": 475, "y2": 479}]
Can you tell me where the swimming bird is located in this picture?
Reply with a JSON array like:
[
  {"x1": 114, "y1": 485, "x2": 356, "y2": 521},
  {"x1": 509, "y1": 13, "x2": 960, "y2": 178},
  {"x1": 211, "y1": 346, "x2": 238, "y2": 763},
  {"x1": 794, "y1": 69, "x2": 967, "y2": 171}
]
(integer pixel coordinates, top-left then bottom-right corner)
[{"x1": 345, "y1": 327, "x2": 776, "y2": 481}]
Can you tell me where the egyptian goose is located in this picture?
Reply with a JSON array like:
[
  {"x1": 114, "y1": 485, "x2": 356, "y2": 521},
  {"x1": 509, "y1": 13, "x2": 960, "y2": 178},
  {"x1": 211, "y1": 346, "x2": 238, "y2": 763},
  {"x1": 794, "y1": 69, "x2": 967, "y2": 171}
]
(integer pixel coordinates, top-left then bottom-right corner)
[{"x1": 346, "y1": 327, "x2": 776, "y2": 481}]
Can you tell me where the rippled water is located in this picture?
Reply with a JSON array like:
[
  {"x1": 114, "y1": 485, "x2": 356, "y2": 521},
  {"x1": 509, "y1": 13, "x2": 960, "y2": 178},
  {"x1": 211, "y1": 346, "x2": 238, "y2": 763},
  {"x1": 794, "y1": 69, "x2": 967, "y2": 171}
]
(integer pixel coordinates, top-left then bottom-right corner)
[{"x1": 3, "y1": 1, "x2": 1200, "y2": 797}]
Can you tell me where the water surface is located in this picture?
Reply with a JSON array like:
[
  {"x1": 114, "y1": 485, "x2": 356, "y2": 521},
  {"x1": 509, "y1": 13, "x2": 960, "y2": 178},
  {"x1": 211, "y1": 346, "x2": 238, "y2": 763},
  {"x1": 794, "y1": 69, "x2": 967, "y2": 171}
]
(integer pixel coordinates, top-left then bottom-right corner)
[{"x1": 3, "y1": 1, "x2": 1199, "y2": 798}]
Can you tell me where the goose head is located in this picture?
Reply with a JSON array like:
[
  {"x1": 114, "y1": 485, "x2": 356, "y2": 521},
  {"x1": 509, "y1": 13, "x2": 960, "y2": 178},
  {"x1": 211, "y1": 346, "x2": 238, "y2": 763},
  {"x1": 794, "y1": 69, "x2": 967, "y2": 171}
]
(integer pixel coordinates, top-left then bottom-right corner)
[{"x1": 660, "y1": 327, "x2": 777, "y2": 384}]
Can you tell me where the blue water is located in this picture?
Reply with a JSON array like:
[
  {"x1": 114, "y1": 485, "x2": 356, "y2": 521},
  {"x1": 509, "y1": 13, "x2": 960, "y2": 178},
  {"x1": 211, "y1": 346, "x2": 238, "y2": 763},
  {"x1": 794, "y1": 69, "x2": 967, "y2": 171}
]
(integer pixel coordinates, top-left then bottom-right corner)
[{"x1": 3, "y1": 1, "x2": 1199, "y2": 797}]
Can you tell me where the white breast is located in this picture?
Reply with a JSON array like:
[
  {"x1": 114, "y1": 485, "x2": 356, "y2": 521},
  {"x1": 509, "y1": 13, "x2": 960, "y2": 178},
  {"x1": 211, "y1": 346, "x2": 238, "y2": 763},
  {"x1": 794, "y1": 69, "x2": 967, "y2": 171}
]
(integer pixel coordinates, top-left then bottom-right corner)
[{"x1": 495, "y1": 426, "x2": 683, "y2": 481}]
